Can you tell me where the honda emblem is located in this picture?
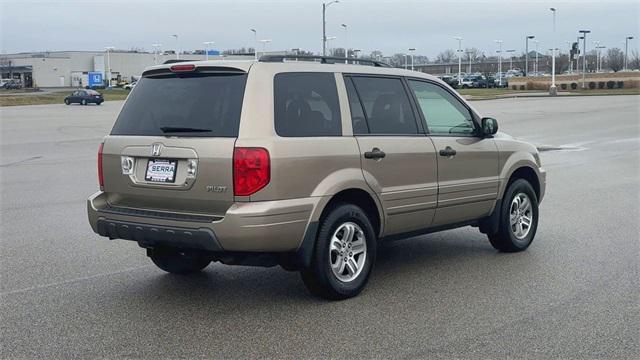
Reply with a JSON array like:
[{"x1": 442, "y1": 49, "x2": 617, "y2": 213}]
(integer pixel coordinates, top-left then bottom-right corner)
[{"x1": 151, "y1": 143, "x2": 162, "y2": 157}]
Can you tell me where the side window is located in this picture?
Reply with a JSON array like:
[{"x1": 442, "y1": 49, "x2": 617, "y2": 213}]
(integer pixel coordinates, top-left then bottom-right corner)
[
  {"x1": 408, "y1": 80, "x2": 476, "y2": 135},
  {"x1": 274, "y1": 72, "x2": 341, "y2": 137},
  {"x1": 350, "y1": 76, "x2": 418, "y2": 135},
  {"x1": 344, "y1": 77, "x2": 368, "y2": 135}
]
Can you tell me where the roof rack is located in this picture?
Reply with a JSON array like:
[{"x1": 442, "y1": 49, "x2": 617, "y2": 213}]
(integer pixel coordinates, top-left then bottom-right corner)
[{"x1": 259, "y1": 55, "x2": 391, "y2": 67}]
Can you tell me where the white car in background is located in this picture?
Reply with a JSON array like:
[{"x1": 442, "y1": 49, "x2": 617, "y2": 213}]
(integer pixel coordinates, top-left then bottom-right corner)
[{"x1": 123, "y1": 81, "x2": 137, "y2": 90}]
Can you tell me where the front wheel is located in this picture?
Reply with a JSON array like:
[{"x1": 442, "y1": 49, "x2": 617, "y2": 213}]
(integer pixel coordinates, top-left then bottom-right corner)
[
  {"x1": 301, "y1": 203, "x2": 377, "y2": 300},
  {"x1": 81, "y1": 99, "x2": 87, "y2": 105},
  {"x1": 488, "y1": 179, "x2": 539, "y2": 252},
  {"x1": 149, "y1": 248, "x2": 211, "y2": 275}
]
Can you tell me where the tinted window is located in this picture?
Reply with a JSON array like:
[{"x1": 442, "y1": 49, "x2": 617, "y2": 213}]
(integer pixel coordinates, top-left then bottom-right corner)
[
  {"x1": 111, "y1": 73, "x2": 247, "y2": 137},
  {"x1": 344, "y1": 77, "x2": 368, "y2": 134},
  {"x1": 408, "y1": 80, "x2": 475, "y2": 135},
  {"x1": 351, "y1": 77, "x2": 418, "y2": 135},
  {"x1": 274, "y1": 73, "x2": 341, "y2": 137}
]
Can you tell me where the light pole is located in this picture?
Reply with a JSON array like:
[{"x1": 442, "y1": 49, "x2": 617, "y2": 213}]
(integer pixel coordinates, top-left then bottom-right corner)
[
  {"x1": 466, "y1": 50, "x2": 474, "y2": 74},
  {"x1": 322, "y1": 1, "x2": 339, "y2": 56},
  {"x1": 525, "y1": 35, "x2": 535, "y2": 76},
  {"x1": 533, "y1": 40, "x2": 539, "y2": 74},
  {"x1": 408, "y1": 48, "x2": 416, "y2": 71},
  {"x1": 203, "y1": 41, "x2": 214, "y2": 61},
  {"x1": 454, "y1": 36, "x2": 463, "y2": 85},
  {"x1": 171, "y1": 34, "x2": 179, "y2": 59},
  {"x1": 596, "y1": 45, "x2": 606, "y2": 72},
  {"x1": 495, "y1": 40, "x2": 503, "y2": 87},
  {"x1": 259, "y1": 39, "x2": 272, "y2": 56},
  {"x1": 152, "y1": 43, "x2": 162, "y2": 64},
  {"x1": 592, "y1": 41, "x2": 600, "y2": 72},
  {"x1": 341, "y1": 24, "x2": 348, "y2": 62},
  {"x1": 579, "y1": 30, "x2": 590, "y2": 88},
  {"x1": 506, "y1": 49, "x2": 515, "y2": 70},
  {"x1": 566, "y1": 41, "x2": 573, "y2": 73},
  {"x1": 404, "y1": 54, "x2": 408, "y2": 69},
  {"x1": 104, "y1": 46, "x2": 114, "y2": 87},
  {"x1": 624, "y1": 36, "x2": 634, "y2": 71},
  {"x1": 550, "y1": 7, "x2": 557, "y2": 95},
  {"x1": 250, "y1": 29, "x2": 257, "y2": 60}
]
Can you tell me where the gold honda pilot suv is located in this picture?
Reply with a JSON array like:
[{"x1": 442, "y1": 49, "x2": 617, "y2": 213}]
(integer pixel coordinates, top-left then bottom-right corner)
[{"x1": 88, "y1": 55, "x2": 546, "y2": 300}]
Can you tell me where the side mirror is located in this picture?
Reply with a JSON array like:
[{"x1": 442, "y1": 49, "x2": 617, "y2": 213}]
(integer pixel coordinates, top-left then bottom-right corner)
[{"x1": 481, "y1": 117, "x2": 498, "y2": 136}]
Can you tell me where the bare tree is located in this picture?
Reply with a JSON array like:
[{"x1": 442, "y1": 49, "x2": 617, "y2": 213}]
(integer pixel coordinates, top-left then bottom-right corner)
[
  {"x1": 436, "y1": 49, "x2": 455, "y2": 63},
  {"x1": 630, "y1": 50, "x2": 640, "y2": 70},
  {"x1": 605, "y1": 47, "x2": 624, "y2": 72}
]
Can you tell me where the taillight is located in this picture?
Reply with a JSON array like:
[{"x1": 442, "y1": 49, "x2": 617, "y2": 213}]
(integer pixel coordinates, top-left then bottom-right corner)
[
  {"x1": 98, "y1": 143, "x2": 104, "y2": 190},
  {"x1": 170, "y1": 64, "x2": 196, "y2": 72},
  {"x1": 233, "y1": 147, "x2": 270, "y2": 196}
]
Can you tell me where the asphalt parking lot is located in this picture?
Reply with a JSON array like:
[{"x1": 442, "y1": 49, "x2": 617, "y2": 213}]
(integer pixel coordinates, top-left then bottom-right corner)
[{"x1": 1, "y1": 96, "x2": 638, "y2": 359}]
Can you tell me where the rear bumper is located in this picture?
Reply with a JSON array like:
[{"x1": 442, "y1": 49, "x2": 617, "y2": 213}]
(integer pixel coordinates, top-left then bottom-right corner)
[{"x1": 87, "y1": 191, "x2": 321, "y2": 253}]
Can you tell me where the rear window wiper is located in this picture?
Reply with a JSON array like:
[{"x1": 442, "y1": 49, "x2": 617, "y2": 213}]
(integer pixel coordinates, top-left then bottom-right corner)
[{"x1": 160, "y1": 126, "x2": 212, "y2": 133}]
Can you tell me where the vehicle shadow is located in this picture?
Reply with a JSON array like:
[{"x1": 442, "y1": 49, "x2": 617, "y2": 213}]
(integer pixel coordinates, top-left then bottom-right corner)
[{"x1": 120, "y1": 227, "x2": 500, "y2": 307}]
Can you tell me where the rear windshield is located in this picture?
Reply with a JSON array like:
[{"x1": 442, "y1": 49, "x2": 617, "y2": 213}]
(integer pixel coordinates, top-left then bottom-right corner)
[{"x1": 111, "y1": 72, "x2": 247, "y2": 137}]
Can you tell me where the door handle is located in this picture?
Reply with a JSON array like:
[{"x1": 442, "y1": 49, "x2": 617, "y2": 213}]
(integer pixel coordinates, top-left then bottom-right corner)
[
  {"x1": 439, "y1": 146, "x2": 457, "y2": 157},
  {"x1": 364, "y1": 148, "x2": 386, "y2": 159}
]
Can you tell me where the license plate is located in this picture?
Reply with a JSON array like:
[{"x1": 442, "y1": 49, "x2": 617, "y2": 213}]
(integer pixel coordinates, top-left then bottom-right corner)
[{"x1": 145, "y1": 159, "x2": 177, "y2": 183}]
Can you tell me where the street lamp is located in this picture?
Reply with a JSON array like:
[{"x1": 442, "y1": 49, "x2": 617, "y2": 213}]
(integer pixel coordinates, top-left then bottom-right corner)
[
  {"x1": 152, "y1": 43, "x2": 162, "y2": 64},
  {"x1": 104, "y1": 46, "x2": 114, "y2": 87},
  {"x1": 532, "y1": 40, "x2": 539, "y2": 74},
  {"x1": 579, "y1": 30, "x2": 591, "y2": 88},
  {"x1": 322, "y1": 1, "x2": 340, "y2": 56},
  {"x1": 171, "y1": 34, "x2": 179, "y2": 59},
  {"x1": 593, "y1": 41, "x2": 600, "y2": 73},
  {"x1": 596, "y1": 45, "x2": 606, "y2": 72},
  {"x1": 203, "y1": 41, "x2": 214, "y2": 61},
  {"x1": 408, "y1": 48, "x2": 416, "y2": 71},
  {"x1": 495, "y1": 40, "x2": 503, "y2": 87},
  {"x1": 624, "y1": 36, "x2": 634, "y2": 71},
  {"x1": 250, "y1": 29, "x2": 257, "y2": 60},
  {"x1": 525, "y1": 35, "x2": 535, "y2": 76},
  {"x1": 506, "y1": 49, "x2": 515, "y2": 70},
  {"x1": 465, "y1": 50, "x2": 473, "y2": 74},
  {"x1": 259, "y1": 39, "x2": 272, "y2": 56},
  {"x1": 550, "y1": 7, "x2": 557, "y2": 95},
  {"x1": 454, "y1": 36, "x2": 463, "y2": 85},
  {"x1": 341, "y1": 24, "x2": 348, "y2": 62}
]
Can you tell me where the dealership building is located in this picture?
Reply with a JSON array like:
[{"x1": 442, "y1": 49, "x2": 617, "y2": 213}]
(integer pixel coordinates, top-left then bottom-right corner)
[{"x1": 0, "y1": 50, "x2": 255, "y2": 88}]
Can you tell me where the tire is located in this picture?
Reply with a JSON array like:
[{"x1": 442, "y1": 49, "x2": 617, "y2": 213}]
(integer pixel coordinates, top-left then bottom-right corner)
[
  {"x1": 462, "y1": 84, "x2": 469, "y2": 89},
  {"x1": 81, "y1": 99, "x2": 87, "y2": 105},
  {"x1": 149, "y1": 248, "x2": 211, "y2": 275},
  {"x1": 488, "y1": 179, "x2": 539, "y2": 252},
  {"x1": 96, "y1": 101, "x2": 102, "y2": 105},
  {"x1": 64, "y1": 99, "x2": 70, "y2": 105},
  {"x1": 301, "y1": 203, "x2": 377, "y2": 300}
]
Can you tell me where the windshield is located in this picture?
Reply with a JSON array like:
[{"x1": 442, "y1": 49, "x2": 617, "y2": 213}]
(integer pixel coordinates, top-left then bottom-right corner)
[{"x1": 111, "y1": 72, "x2": 247, "y2": 137}]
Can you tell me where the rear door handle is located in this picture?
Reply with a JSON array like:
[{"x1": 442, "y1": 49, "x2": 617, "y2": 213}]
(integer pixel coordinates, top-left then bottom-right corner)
[
  {"x1": 364, "y1": 148, "x2": 386, "y2": 159},
  {"x1": 439, "y1": 146, "x2": 457, "y2": 157}
]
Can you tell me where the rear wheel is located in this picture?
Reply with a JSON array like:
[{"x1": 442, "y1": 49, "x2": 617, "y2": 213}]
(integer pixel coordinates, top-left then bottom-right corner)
[
  {"x1": 64, "y1": 99, "x2": 70, "y2": 105},
  {"x1": 149, "y1": 248, "x2": 211, "y2": 275},
  {"x1": 488, "y1": 179, "x2": 539, "y2": 252},
  {"x1": 301, "y1": 203, "x2": 377, "y2": 300}
]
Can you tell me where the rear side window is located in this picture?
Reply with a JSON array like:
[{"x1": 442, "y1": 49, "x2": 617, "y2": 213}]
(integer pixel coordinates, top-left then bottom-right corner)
[
  {"x1": 111, "y1": 73, "x2": 247, "y2": 137},
  {"x1": 274, "y1": 73, "x2": 341, "y2": 137},
  {"x1": 349, "y1": 76, "x2": 418, "y2": 135}
]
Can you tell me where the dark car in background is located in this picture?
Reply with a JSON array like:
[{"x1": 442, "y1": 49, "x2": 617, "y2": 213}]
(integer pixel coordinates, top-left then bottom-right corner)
[
  {"x1": 472, "y1": 75, "x2": 496, "y2": 88},
  {"x1": 64, "y1": 89, "x2": 104, "y2": 105},
  {"x1": 437, "y1": 75, "x2": 459, "y2": 89}
]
